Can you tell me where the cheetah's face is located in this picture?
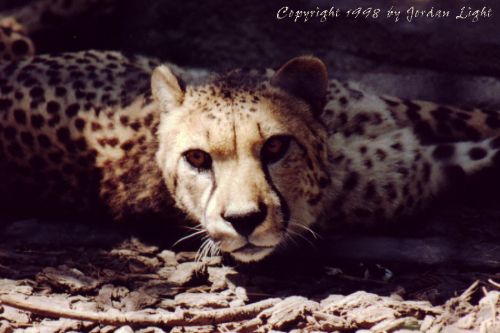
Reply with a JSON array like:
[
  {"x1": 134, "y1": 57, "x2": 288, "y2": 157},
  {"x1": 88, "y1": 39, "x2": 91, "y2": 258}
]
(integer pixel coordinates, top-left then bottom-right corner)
[{"x1": 152, "y1": 57, "x2": 330, "y2": 262}]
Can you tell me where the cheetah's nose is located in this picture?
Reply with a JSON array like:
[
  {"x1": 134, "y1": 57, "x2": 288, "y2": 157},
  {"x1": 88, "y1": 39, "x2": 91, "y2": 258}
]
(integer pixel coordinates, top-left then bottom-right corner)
[{"x1": 222, "y1": 203, "x2": 268, "y2": 237}]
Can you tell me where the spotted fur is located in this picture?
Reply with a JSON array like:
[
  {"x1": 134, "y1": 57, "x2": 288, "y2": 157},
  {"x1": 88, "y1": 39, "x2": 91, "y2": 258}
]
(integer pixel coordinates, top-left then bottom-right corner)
[
  {"x1": 1, "y1": 52, "x2": 499, "y2": 263},
  {"x1": 0, "y1": 18, "x2": 34, "y2": 62}
]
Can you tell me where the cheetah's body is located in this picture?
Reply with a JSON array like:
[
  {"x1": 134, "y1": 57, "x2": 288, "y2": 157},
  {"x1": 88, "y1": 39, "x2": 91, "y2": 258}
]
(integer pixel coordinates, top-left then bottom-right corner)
[
  {"x1": 1, "y1": 51, "x2": 499, "y2": 262},
  {"x1": 0, "y1": 51, "x2": 205, "y2": 220}
]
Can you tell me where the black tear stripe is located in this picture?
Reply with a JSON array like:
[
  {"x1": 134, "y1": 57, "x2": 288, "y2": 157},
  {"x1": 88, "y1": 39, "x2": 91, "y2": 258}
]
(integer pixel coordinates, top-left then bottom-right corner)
[
  {"x1": 432, "y1": 144, "x2": 455, "y2": 160},
  {"x1": 261, "y1": 164, "x2": 291, "y2": 229}
]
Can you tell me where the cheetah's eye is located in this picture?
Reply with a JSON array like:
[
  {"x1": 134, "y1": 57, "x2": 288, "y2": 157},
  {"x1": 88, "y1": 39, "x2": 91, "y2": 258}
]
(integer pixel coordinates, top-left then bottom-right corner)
[
  {"x1": 261, "y1": 135, "x2": 292, "y2": 164},
  {"x1": 184, "y1": 149, "x2": 212, "y2": 171}
]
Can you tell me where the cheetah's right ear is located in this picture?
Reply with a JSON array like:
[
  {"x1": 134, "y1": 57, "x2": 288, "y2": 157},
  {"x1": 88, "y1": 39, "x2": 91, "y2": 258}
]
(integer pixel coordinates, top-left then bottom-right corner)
[
  {"x1": 151, "y1": 65, "x2": 186, "y2": 111},
  {"x1": 271, "y1": 56, "x2": 328, "y2": 116}
]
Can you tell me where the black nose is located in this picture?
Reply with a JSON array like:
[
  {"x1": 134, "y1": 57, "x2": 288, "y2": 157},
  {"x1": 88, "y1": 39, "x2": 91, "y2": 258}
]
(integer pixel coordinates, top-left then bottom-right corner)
[{"x1": 222, "y1": 204, "x2": 268, "y2": 237}]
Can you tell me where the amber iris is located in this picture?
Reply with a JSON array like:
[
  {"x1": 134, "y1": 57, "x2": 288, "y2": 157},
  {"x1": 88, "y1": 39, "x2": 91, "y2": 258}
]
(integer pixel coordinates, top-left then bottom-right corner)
[
  {"x1": 184, "y1": 149, "x2": 212, "y2": 170},
  {"x1": 261, "y1": 135, "x2": 291, "y2": 164}
]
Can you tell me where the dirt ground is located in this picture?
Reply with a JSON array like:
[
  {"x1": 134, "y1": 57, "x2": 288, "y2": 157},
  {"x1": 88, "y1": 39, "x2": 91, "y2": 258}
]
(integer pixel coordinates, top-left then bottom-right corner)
[{"x1": 0, "y1": 204, "x2": 499, "y2": 332}]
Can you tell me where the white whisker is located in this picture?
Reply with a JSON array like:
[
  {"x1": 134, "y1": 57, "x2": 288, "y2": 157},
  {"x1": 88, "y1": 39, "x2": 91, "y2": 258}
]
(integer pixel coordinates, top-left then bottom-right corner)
[
  {"x1": 284, "y1": 232, "x2": 299, "y2": 247},
  {"x1": 287, "y1": 229, "x2": 315, "y2": 247},
  {"x1": 195, "y1": 239, "x2": 211, "y2": 263},
  {"x1": 184, "y1": 225, "x2": 204, "y2": 232},
  {"x1": 173, "y1": 229, "x2": 206, "y2": 247},
  {"x1": 289, "y1": 222, "x2": 321, "y2": 240}
]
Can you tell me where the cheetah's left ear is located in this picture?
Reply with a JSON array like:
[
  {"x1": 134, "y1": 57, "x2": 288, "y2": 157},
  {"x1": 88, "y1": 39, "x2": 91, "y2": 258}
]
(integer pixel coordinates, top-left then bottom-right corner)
[
  {"x1": 271, "y1": 56, "x2": 328, "y2": 116},
  {"x1": 151, "y1": 65, "x2": 186, "y2": 111}
]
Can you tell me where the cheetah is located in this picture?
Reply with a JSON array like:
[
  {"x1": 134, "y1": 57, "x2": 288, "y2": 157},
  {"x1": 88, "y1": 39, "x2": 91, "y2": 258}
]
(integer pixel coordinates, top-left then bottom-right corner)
[{"x1": 1, "y1": 51, "x2": 499, "y2": 263}]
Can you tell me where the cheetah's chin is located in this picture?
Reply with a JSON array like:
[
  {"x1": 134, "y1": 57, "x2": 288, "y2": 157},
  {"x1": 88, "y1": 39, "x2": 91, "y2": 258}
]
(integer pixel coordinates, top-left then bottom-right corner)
[{"x1": 229, "y1": 243, "x2": 275, "y2": 263}]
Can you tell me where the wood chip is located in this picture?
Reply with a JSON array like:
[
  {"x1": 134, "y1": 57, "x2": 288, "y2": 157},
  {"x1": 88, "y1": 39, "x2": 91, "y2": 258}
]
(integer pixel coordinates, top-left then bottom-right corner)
[
  {"x1": 167, "y1": 262, "x2": 207, "y2": 286},
  {"x1": 157, "y1": 250, "x2": 178, "y2": 267},
  {"x1": 174, "y1": 292, "x2": 230, "y2": 309},
  {"x1": 36, "y1": 266, "x2": 100, "y2": 293}
]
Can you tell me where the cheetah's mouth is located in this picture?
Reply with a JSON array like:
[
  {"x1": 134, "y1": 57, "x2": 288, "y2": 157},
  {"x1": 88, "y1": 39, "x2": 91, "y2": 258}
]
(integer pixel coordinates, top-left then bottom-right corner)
[{"x1": 230, "y1": 243, "x2": 275, "y2": 262}]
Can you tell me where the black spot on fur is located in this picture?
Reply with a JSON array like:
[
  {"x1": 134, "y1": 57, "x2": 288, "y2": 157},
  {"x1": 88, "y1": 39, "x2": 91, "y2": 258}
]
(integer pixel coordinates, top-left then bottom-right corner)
[
  {"x1": 120, "y1": 141, "x2": 134, "y2": 151},
  {"x1": 12, "y1": 40, "x2": 29, "y2": 55},
  {"x1": 343, "y1": 172, "x2": 359, "y2": 190},
  {"x1": 65, "y1": 103, "x2": 80, "y2": 117},
  {"x1": 4, "y1": 126, "x2": 17, "y2": 140},
  {"x1": 1, "y1": 85, "x2": 12, "y2": 94},
  {"x1": 306, "y1": 158, "x2": 313, "y2": 170},
  {"x1": 390, "y1": 143, "x2": 403, "y2": 151},
  {"x1": 55, "y1": 86, "x2": 67, "y2": 97},
  {"x1": 436, "y1": 122, "x2": 453, "y2": 138},
  {"x1": 20, "y1": 132, "x2": 34, "y2": 146},
  {"x1": 130, "y1": 121, "x2": 141, "y2": 131},
  {"x1": 432, "y1": 107, "x2": 452, "y2": 121},
  {"x1": 120, "y1": 116, "x2": 129, "y2": 126},
  {"x1": 432, "y1": 145, "x2": 454, "y2": 160},
  {"x1": 354, "y1": 113, "x2": 370, "y2": 124},
  {"x1": 46, "y1": 101, "x2": 60, "y2": 114},
  {"x1": 308, "y1": 193, "x2": 322, "y2": 206},
  {"x1": 375, "y1": 149, "x2": 387, "y2": 161},
  {"x1": 0, "y1": 98, "x2": 13, "y2": 111},
  {"x1": 13, "y1": 109, "x2": 26, "y2": 125},
  {"x1": 14, "y1": 91, "x2": 24, "y2": 100},
  {"x1": 31, "y1": 115, "x2": 45, "y2": 128},
  {"x1": 56, "y1": 127, "x2": 71, "y2": 142},
  {"x1": 449, "y1": 118, "x2": 466, "y2": 132},
  {"x1": 330, "y1": 154, "x2": 344, "y2": 164},
  {"x1": 468, "y1": 147, "x2": 487, "y2": 160},
  {"x1": 337, "y1": 113, "x2": 348, "y2": 125},
  {"x1": 383, "y1": 183, "x2": 397, "y2": 200},
  {"x1": 396, "y1": 167, "x2": 409, "y2": 176},
  {"x1": 74, "y1": 118, "x2": 85, "y2": 131},
  {"x1": 29, "y1": 86, "x2": 44, "y2": 99},
  {"x1": 75, "y1": 138, "x2": 87, "y2": 151},
  {"x1": 383, "y1": 98, "x2": 399, "y2": 106},
  {"x1": 414, "y1": 121, "x2": 436, "y2": 144},
  {"x1": 463, "y1": 126, "x2": 481, "y2": 142},
  {"x1": 405, "y1": 101, "x2": 422, "y2": 121},
  {"x1": 48, "y1": 115, "x2": 61, "y2": 127},
  {"x1": 364, "y1": 182, "x2": 376, "y2": 199},
  {"x1": 38, "y1": 134, "x2": 51, "y2": 148},
  {"x1": 318, "y1": 177, "x2": 330, "y2": 188}
]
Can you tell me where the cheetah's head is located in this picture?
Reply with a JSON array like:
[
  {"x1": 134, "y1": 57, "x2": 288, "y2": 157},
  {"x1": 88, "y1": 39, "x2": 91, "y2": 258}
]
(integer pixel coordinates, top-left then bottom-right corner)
[{"x1": 152, "y1": 57, "x2": 331, "y2": 262}]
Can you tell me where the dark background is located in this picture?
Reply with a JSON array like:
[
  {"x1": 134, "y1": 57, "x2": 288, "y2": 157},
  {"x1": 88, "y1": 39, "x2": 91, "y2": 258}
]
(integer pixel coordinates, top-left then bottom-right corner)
[{"x1": 3, "y1": 0, "x2": 500, "y2": 108}]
